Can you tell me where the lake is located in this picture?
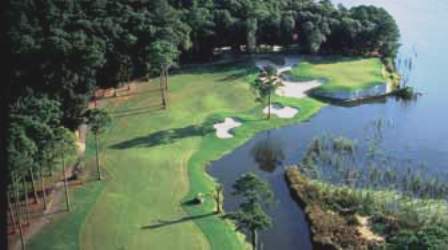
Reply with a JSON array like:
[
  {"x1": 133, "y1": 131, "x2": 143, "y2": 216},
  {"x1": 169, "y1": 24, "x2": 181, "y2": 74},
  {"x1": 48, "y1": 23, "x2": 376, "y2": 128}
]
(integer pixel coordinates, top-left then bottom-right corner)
[{"x1": 208, "y1": 1, "x2": 448, "y2": 249}]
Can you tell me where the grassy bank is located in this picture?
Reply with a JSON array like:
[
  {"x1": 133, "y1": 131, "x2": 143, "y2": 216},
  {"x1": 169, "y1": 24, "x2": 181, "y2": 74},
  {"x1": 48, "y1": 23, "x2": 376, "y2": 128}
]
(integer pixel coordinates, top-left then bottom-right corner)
[
  {"x1": 26, "y1": 61, "x2": 325, "y2": 250},
  {"x1": 288, "y1": 57, "x2": 386, "y2": 92}
]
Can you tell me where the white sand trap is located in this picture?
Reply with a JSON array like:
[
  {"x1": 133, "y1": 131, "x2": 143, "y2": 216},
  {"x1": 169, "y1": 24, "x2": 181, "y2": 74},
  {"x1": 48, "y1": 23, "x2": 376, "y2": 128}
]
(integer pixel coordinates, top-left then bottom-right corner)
[
  {"x1": 213, "y1": 118, "x2": 242, "y2": 139},
  {"x1": 276, "y1": 80, "x2": 322, "y2": 99},
  {"x1": 263, "y1": 104, "x2": 298, "y2": 118}
]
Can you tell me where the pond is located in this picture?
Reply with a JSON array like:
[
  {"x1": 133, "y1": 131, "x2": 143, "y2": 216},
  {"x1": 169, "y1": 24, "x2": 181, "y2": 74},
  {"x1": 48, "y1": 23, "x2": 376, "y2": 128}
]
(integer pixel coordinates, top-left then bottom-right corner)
[{"x1": 208, "y1": 0, "x2": 448, "y2": 249}]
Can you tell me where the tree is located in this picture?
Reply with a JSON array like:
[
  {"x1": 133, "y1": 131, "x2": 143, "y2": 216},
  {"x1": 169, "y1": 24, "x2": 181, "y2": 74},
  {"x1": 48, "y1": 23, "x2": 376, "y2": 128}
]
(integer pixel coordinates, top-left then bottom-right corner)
[
  {"x1": 214, "y1": 184, "x2": 223, "y2": 214},
  {"x1": 148, "y1": 40, "x2": 179, "y2": 108},
  {"x1": 231, "y1": 173, "x2": 273, "y2": 250},
  {"x1": 85, "y1": 109, "x2": 112, "y2": 181},
  {"x1": 184, "y1": 0, "x2": 216, "y2": 58},
  {"x1": 251, "y1": 65, "x2": 282, "y2": 120},
  {"x1": 10, "y1": 94, "x2": 63, "y2": 207},
  {"x1": 6, "y1": 123, "x2": 32, "y2": 250},
  {"x1": 53, "y1": 127, "x2": 77, "y2": 211}
]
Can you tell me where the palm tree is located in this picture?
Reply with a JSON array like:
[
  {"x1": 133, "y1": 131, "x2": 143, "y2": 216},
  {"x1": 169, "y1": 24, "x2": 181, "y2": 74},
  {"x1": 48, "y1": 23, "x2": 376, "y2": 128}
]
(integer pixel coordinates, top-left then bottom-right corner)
[
  {"x1": 252, "y1": 65, "x2": 282, "y2": 120},
  {"x1": 85, "y1": 109, "x2": 112, "y2": 181}
]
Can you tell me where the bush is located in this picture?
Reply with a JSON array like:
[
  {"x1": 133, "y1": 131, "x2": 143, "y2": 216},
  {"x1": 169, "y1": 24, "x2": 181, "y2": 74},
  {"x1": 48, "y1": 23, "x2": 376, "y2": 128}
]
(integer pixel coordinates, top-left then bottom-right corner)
[
  {"x1": 388, "y1": 225, "x2": 448, "y2": 249},
  {"x1": 394, "y1": 86, "x2": 415, "y2": 100}
]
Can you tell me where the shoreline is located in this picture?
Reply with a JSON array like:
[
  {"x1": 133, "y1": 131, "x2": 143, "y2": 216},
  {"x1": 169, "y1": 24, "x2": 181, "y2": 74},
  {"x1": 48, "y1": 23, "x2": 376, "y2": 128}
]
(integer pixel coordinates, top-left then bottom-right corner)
[
  {"x1": 285, "y1": 167, "x2": 380, "y2": 250},
  {"x1": 285, "y1": 166, "x2": 448, "y2": 249}
]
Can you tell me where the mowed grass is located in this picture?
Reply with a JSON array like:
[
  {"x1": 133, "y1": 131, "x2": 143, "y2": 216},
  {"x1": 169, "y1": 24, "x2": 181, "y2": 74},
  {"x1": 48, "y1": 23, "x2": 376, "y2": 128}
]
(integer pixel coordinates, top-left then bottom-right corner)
[
  {"x1": 27, "y1": 62, "x2": 325, "y2": 250},
  {"x1": 289, "y1": 57, "x2": 386, "y2": 92}
]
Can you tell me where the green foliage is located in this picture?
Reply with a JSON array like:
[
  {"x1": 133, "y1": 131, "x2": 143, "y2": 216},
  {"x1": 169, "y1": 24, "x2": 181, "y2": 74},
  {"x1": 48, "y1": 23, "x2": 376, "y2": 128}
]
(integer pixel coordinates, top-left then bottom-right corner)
[
  {"x1": 394, "y1": 86, "x2": 416, "y2": 100},
  {"x1": 232, "y1": 173, "x2": 274, "y2": 205},
  {"x1": 84, "y1": 109, "x2": 112, "y2": 135},
  {"x1": 388, "y1": 225, "x2": 448, "y2": 250},
  {"x1": 148, "y1": 40, "x2": 180, "y2": 73},
  {"x1": 231, "y1": 172, "x2": 274, "y2": 248},
  {"x1": 231, "y1": 202, "x2": 272, "y2": 232},
  {"x1": 251, "y1": 66, "x2": 282, "y2": 105},
  {"x1": 7, "y1": 94, "x2": 66, "y2": 182},
  {"x1": 7, "y1": 0, "x2": 399, "y2": 130}
]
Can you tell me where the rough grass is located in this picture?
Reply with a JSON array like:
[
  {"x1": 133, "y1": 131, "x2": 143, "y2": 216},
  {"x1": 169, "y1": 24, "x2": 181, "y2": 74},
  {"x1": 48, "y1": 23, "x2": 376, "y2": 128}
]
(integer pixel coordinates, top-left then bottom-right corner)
[
  {"x1": 289, "y1": 57, "x2": 386, "y2": 92},
  {"x1": 26, "y1": 62, "x2": 325, "y2": 250}
]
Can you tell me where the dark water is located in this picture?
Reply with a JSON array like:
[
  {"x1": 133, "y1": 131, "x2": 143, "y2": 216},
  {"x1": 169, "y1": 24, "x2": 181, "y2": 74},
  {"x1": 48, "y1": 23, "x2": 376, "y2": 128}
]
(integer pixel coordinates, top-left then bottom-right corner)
[{"x1": 208, "y1": 1, "x2": 448, "y2": 249}]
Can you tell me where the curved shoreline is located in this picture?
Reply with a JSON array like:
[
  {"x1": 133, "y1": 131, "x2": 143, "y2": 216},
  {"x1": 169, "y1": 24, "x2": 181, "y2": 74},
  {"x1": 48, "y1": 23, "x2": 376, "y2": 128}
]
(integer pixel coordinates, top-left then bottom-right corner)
[{"x1": 184, "y1": 98, "x2": 325, "y2": 250}]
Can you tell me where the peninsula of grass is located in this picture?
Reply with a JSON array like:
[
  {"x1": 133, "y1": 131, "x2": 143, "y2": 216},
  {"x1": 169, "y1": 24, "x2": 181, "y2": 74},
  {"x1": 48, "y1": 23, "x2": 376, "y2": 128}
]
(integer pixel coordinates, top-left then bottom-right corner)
[
  {"x1": 26, "y1": 61, "x2": 325, "y2": 250},
  {"x1": 288, "y1": 57, "x2": 387, "y2": 92}
]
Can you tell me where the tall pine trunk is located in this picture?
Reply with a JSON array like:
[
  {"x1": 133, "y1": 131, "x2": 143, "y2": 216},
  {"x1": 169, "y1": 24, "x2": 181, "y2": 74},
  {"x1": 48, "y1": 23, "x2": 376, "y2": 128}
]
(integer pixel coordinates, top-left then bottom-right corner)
[
  {"x1": 95, "y1": 133, "x2": 102, "y2": 181},
  {"x1": 14, "y1": 178, "x2": 25, "y2": 250},
  {"x1": 23, "y1": 180, "x2": 30, "y2": 225},
  {"x1": 165, "y1": 66, "x2": 169, "y2": 91},
  {"x1": 61, "y1": 151, "x2": 71, "y2": 211},
  {"x1": 267, "y1": 94, "x2": 271, "y2": 120},
  {"x1": 39, "y1": 165, "x2": 47, "y2": 210},
  {"x1": 7, "y1": 192, "x2": 17, "y2": 234},
  {"x1": 252, "y1": 229, "x2": 257, "y2": 250},
  {"x1": 216, "y1": 186, "x2": 222, "y2": 214},
  {"x1": 29, "y1": 169, "x2": 39, "y2": 204},
  {"x1": 160, "y1": 69, "x2": 167, "y2": 109}
]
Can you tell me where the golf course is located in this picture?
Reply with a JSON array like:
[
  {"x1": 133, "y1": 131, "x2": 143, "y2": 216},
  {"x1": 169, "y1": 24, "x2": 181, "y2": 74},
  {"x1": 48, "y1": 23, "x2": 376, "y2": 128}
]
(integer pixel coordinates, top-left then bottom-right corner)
[
  {"x1": 9, "y1": 0, "x2": 448, "y2": 249},
  {"x1": 20, "y1": 47, "x2": 411, "y2": 249},
  {"x1": 25, "y1": 60, "x2": 330, "y2": 250}
]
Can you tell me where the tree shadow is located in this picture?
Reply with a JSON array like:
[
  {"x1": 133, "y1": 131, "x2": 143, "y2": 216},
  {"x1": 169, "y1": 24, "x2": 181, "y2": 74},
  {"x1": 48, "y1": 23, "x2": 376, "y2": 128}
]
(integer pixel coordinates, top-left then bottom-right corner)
[
  {"x1": 141, "y1": 212, "x2": 215, "y2": 230},
  {"x1": 96, "y1": 88, "x2": 162, "y2": 101},
  {"x1": 218, "y1": 68, "x2": 257, "y2": 82},
  {"x1": 110, "y1": 121, "x2": 216, "y2": 149},
  {"x1": 181, "y1": 199, "x2": 200, "y2": 207},
  {"x1": 111, "y1": 104, "x2": 164, "y2": 118}
]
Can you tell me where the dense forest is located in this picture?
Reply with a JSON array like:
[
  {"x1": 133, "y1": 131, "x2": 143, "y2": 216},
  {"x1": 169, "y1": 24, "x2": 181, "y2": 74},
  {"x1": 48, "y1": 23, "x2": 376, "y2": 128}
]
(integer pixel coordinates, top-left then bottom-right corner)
[
  {"x1": 4, "y1": 2, "x2": 399, "y2": 244},
  {"x1": 6, "y1": 0, "x2": 400, "y2": 129}
]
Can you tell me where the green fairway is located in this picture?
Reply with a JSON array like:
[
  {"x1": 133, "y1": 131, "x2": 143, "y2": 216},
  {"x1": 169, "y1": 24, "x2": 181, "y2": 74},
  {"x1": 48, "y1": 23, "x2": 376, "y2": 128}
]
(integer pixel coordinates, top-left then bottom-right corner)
[
  {"x1": 289, "y1": 57, "x2": 386, "y2": 92},
  {"x1": 27, "y1": 62, "x2": 325, "y2": 250}
]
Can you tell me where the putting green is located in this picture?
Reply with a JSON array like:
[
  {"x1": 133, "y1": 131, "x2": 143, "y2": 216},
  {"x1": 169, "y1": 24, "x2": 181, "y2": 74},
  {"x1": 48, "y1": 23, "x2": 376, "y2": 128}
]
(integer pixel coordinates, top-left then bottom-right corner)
[
  {"x1": 27, "y1": 62, "x2": 326, "y2": 250},
  {"x1": 289, "y1": 57, "x2": 386, "y2": 92}
]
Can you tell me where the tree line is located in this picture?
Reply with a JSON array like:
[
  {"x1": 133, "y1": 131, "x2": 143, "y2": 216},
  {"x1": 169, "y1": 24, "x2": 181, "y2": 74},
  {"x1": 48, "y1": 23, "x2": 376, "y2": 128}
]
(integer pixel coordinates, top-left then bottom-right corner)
[{"x1": 7, "y1": 0, "x2": 400, "y2": 130}]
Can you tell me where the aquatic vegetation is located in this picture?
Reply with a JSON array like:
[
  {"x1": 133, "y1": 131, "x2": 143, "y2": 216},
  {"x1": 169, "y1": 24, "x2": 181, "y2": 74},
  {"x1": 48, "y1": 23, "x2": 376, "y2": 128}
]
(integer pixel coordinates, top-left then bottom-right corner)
[
  {"x1": 299, "y1": 120, "x2": 448, "y2": 201},
  {"x1": 286, "y1": 167, "x2": 448, "y2": 250}
]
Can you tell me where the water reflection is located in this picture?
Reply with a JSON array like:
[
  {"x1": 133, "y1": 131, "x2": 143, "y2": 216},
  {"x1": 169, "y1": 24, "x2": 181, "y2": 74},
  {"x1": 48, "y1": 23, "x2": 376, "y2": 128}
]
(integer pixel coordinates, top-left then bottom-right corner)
[{"x1": 250, "y1": 132, "x2": 285, "y2": 173}]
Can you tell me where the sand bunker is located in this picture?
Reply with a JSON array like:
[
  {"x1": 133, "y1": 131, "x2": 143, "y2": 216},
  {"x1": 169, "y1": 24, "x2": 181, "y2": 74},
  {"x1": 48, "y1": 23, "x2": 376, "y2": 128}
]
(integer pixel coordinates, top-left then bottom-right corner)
[
  {"x1": 263, "y1": 104, "x2": 298, "y2": 118},
  {"x1": 256, "y1": 56, "x2": 320, "y2": 98},
  {"x1": 213, "y1": 117, "x2": 242, "y2": 139},
  {"x1": 276, "y1": 80, "x2": 322, "y2": 99}
]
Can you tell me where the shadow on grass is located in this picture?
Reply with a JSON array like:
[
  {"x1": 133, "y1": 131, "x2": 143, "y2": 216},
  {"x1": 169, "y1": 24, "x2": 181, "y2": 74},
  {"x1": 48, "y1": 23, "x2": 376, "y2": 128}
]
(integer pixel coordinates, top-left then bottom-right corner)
[
  {"x1": 110, "y1": 120, "x2": 218, "y2": 149},
  {"x1": 112, "y1": 104, "x2": 164, "y2": 118},
  {"x1": 141, "y1": 212, "x2": 215, "y2": 229},
  {"x1": 181, "y1": 199, "x2": 199, "y2": 207},
  {"x1": 218, "y1": 68, "x2": 258, "y2": 82}
]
